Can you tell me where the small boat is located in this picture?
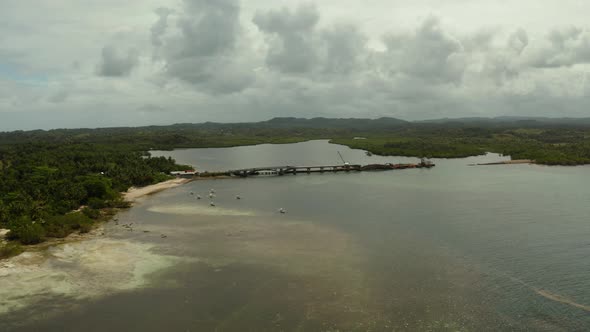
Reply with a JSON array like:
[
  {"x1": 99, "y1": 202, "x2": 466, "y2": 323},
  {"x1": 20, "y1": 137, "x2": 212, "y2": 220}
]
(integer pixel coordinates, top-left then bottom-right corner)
[
  {"x1": 190, "y1": 191, "x2": 194, "y2": 195},
  {"x1": 196, "y1": 195, "x2": 201, "y2": 200},
  {"x1": 210, "y1": 202, "x2": 216, "y2": 207},
  {"x1": 209, "y1": 193, "x2": 215, "y2": 199},
  {"x1": 210, "y1": 189, "x2": 215, "y2": 193},
  {"x1": 279, "y1": 208, "x2": 286, "y2": 214},
  {"x1": 236, "y1": 195, "x2": 241, "y2": 200}
]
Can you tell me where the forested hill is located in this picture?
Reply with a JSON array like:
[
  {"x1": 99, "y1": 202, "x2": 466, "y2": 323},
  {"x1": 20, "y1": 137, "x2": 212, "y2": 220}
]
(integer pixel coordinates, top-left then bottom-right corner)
[{"x1": 0, "y1": 116, "x2": 588, "y2": 146}]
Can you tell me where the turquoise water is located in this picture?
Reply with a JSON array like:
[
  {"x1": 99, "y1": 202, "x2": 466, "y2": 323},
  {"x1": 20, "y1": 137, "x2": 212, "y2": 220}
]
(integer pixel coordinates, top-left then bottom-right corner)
[{"x1": 3, "y1": 140, "x2": 590, "y2": 331}]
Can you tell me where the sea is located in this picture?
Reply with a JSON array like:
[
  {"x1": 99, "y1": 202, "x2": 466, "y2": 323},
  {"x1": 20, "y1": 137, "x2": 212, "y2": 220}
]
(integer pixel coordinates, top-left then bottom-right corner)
[{"x1": 2, "y1": 140, "x2": 589, "y2": 331}]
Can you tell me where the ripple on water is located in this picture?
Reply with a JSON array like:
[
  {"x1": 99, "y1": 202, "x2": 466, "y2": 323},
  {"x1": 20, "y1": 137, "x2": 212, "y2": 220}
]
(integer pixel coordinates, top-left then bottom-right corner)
[
  {"x1": 0, "y1": 238, "x2": 180, "y2": 316},
  {"x1": 147, "y1": 203, "x2": 257, "y2": 217}
]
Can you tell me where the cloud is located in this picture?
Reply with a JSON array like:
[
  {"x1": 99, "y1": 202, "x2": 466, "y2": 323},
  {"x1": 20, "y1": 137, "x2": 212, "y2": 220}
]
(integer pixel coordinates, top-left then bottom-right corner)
[
  {"x1": 462, "y1": 29, "x2": 497, "y2": 52},
  {"x1": 382, "y1": 17, "x2": 466, "y2": 84},
  {"x1": 253, "y1": 4, "x2": 368, "y2": 78},
  {"x1": 48, "y1": 90, "x2": 68, "y2": 103},
  {"x1": 2, "y1": 0, "x2": 590, "y2": 130},
  {"x1": 152, "y1": 0, "x2": 254, "y2": 94},
  {"x1": 97, "y1": 46, "x2": 139, "y2": 77},
  {"x1": 320, "y1": 24, "x2": 367, "y2": 75},
  {"x1": 527, "y1": 27, "x2": 590, "y2": 68},
  {"x1": 474, "y1": 28, "x2": 531, "y2": 86},
  {"x1": 151, "y1": 7, "x2": 173, "y2": 48},
  {"x1": 173, "y1": 0, "x2": 241, "y2": 58},
  {"x1": 507, "y1": 28, "x2": 529, "y2": 55},
  {"x1": 253, "y1": 4, "x2": 320, "y2": 74}
]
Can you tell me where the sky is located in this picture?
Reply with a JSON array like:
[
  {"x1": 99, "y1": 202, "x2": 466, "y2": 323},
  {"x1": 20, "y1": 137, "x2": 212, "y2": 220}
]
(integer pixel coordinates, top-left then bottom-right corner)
[{"x1": 1, "y1": 0, "x2": 590, "y2": 130}]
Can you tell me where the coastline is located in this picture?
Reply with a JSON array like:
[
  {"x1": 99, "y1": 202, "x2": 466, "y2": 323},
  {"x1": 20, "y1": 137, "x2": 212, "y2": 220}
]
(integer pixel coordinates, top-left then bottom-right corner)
[
  {"x1": 1, "y1": 177, "x2": 195, "y2": 261},
  {"x1": 0, "y1": 176, "x2": 196, "y2": 317},
  {"x1": 124, "y1": 177, "x2": 193, "y2": 202},
  {"x1": 469, "y1": 159, "x2": 535, "y2": 166}
]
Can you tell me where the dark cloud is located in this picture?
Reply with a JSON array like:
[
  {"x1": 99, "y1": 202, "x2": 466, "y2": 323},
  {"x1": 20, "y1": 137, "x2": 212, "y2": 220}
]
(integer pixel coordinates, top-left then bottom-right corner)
[
  {"x1": 166, "y1": 57, "x2": 254, "y2": 94},
  {"x1": 153, "y1": 0, "x2": 254, "y2": 94},
  {"x1": 383, "y1": 17, "x2": 465, "y2": 84},
  {"x1": 476, "y1": 28, "x2": 530, "y2": 86},
  {"x1": 462, "y1": 29, "x2": 497, "y2": 52},
  {"x1": 253, "y1": 4, "x2": 368, "y2": 78},
  {"x1": 253, "y1": 4, "x2": 320, "y2": 73},
  {"x1": 150, "y1": 7, "x2": 173, "y2": 48},
  {"x1": 548, "y1": 27, "x2": 582, "y2": 49},
  {"x1": 507, "y1": 28, "x2": 529, "y2": 55},
  {"x1": 97, "y1": 46, "x2": 139, "y2": 77},
  {"x1": 320, "y1": 24, "x2": 367, "y2": 75},
  {"x1": 174, "y1": 0, "x2": 240, "y2": 58},
  {"x1": 528, "y1": 27, "x2": 590, "y2": 68}
]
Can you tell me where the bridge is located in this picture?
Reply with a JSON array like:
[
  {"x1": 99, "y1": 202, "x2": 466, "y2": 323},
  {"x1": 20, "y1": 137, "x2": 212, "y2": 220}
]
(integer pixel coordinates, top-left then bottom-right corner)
[
  {"x1": 228, "y1": 164, "x2": 363, "y2": 177},
  {"x1": 184, "y1": 160, "x2": 434, "y2": 178}
]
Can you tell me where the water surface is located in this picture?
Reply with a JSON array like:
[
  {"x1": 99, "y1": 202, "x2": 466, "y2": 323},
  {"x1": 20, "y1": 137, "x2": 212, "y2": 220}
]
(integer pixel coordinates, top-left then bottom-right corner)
[{"x1": 2, "y1": 140, "x2": 590, "y2": 331}]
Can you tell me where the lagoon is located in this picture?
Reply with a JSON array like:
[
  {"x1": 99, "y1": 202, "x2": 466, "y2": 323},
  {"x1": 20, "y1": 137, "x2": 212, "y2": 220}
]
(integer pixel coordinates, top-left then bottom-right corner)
[{"x1": 2, "y1": 140, "x2": 590, "y2": 331}]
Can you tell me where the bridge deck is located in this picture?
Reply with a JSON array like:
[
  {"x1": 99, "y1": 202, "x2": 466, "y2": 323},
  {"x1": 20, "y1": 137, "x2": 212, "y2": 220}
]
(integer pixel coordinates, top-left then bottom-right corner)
[
  {"x1": 229, "y1": 165, "x2": 362, "y2": 173},
  {"x1": 188, "y1": 162, "x2": 433, "y2": 178}
]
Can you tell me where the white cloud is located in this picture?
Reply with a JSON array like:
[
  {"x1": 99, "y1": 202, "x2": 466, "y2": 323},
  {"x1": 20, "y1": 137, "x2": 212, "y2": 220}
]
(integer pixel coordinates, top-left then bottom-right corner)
[{"x1": 526, "y1": 27, "x2": 590, "y2": 68}]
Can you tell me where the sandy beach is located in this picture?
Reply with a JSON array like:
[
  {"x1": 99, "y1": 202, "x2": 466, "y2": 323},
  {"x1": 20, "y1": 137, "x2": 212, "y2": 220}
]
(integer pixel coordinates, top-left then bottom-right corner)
[
  {"x1": 0, "y1": 179, "x2": 195, "y2": 315},
  {"x1": 1, "y1": 177, "x2": 193, "y2": 261},
  {"x1": 124, "y1": 178, "x2": 192, "y2": 202}
]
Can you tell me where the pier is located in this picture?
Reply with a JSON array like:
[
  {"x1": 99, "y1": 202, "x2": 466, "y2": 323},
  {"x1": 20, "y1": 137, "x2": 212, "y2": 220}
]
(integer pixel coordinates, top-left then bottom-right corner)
[
  {"x1": 228, "y1": 164, "x2": 363, "y2": 177},
  {"x1": 223, "y1": 160, "x2": 434, "y2": 178}
]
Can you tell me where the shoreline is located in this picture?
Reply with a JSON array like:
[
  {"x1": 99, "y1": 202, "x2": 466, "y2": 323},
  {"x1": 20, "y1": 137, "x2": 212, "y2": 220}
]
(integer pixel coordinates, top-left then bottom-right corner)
[
  {"x1": 469, "y1": 159, "x2": 535, "y2": 166},
  {"x1": 1, "y1": 177, "x2": 193, "y2": 261},
  {"x1": 124, "y1": 178, "x2": 193, "y2": 202}
]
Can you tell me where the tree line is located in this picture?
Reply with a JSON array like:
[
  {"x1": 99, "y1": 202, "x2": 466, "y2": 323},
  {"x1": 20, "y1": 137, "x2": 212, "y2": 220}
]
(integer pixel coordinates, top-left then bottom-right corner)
[
  {"x1": 0, "y1": 142, "x2": 192, "y2": 253},
  {"x1": 2, "y1": 120, "x2": 589, "y2": 257}
]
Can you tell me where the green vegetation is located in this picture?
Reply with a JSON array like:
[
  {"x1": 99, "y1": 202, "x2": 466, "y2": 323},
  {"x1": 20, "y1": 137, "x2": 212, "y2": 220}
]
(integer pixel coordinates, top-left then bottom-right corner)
[
  {"x1": 0, "y1": 242, "x2": 23, "y2": 259},
  {"x1": 1, "y1": 116, "x2": 589, "y2": 256},
  {"x1": 331, "y1": 126, "x2": 590, "y2": 165},
  {"x1": 0, "y1": 141, "x2": 192, "y2": 249}
]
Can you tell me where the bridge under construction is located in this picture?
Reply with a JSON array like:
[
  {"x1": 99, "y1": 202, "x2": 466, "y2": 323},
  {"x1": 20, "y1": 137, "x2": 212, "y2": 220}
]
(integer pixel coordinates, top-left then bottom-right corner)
[{"x1": 226, "y1": 160, "x2": 434, "y2": 178}]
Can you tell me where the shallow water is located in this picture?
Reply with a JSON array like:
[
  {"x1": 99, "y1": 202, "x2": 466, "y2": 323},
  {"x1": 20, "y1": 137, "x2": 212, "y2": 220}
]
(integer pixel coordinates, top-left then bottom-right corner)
[{"x1": 2, "y1": 140, "x2": 590, "y2": 331}]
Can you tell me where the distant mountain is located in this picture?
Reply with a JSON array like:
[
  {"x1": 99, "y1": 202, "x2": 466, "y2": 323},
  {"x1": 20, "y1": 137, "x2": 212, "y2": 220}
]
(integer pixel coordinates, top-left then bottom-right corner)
[
  {"x1": 3, "y1": 116, "x2": 590, "y2": 136},
  {"x1": 161, "y1": 117, "x2": 410, "y2": 130},
  {"x1": 415, "y1": 116, "x2": 590, "y2": 127},
  {"x1": 259, "y1": 117, "x2": 409, "y2": 129}
]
